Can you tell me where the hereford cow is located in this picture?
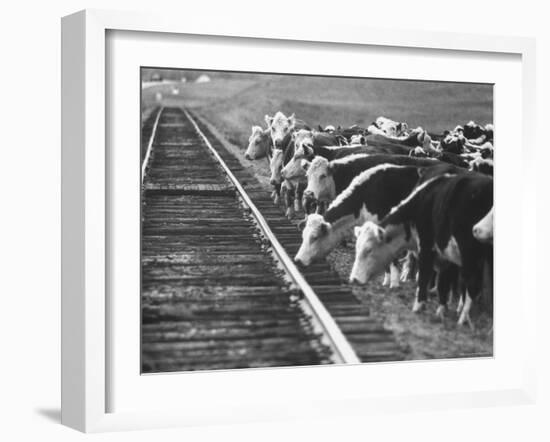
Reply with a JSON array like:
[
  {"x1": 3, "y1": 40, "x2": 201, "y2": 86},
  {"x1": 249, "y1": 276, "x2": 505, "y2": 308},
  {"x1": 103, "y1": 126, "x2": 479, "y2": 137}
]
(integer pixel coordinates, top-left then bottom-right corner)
[
  {"x1": 265, "y1": 111, "x2": 308, "y2": 149},
  {"x1": 245, "y1": 126, "x2": 273, "y2": 160},
  {"x1": 349, "y1": 172, "x2": 493, "y2": 328}
]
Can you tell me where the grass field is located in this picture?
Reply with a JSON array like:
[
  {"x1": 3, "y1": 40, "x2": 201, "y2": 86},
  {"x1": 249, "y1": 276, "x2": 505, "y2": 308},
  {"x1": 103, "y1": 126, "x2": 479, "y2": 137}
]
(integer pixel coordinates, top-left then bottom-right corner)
[
  {"x1": 142, "y1": 70, "x2": 492, "y2": 150},
  {"x1": 141, "y1": 69, "x2": 494, "y2": 361}
]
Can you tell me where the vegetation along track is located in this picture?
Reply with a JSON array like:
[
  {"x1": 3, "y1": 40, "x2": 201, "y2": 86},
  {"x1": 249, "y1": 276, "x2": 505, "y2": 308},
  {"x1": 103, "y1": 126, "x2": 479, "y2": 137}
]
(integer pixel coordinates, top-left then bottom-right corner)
[{"x1": 141, "y1": 106, "x2": 404, "y2": 373}]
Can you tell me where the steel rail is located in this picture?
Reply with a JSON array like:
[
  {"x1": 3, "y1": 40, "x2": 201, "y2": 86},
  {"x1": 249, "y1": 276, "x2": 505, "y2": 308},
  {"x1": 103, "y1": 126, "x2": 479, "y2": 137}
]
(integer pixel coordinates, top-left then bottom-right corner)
[
  {"x1": 141, "y1": 106, "x2": 164, "y2": 185},
  {"x1": 182, "y1": 108, "x2": 361, "y2": 365}
]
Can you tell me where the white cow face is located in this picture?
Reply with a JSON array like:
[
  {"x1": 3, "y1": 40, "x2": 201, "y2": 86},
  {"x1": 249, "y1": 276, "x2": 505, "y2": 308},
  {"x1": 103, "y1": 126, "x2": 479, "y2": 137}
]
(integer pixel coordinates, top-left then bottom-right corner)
[
  {"x1": 349, "y1": 222, "x2": 407, "y2": 285},
  {"x1": 375, "y1": 116, "x2": 407, "y2": 137},
  {"x1": 304, "y1": 157, "x2": 336, "y2": 202},
  {"x1": 350, "y1": 134, "x2": 366, "y2": 145},
  {"x1": 294, "y1": 214, "x2": 337, "y2": 266},
  {"x1": 269, "y1": 148, "x2": 285, "y2": 185},
  {"x1": 473, "y1": 206, "x2": 493, "y2": 244},
  {"x1": 281, "y1": 155, "x2": 307, "y2": 183},
  {"x1": 265, "y1": 112, "x2": 296, "y2": 149},
  {"x1": 245, "y1": 126, "x2": 270, "y2": 160},
  {"x1": 292, "y1": 129, "x2": 314, "y2": 155}
]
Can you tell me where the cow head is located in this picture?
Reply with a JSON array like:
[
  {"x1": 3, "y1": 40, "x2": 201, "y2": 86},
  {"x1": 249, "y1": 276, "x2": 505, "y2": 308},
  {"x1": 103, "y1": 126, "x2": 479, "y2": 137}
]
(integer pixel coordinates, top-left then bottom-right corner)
[
  {"x1": 292, "y1": 129, "x2": 315, "y2": 157},
  {"x1": 350, "y1": 134, "x2": 366, "y2": 145},
  {"x1": 304, "y1": 157, "x2": 336, "y2": 202},
  {"x1": 265, "y1": 112, "x2": 296, "y2": 149},
  {"x1": 294, "y1": 214, "x2": 335, "y2": 266},
  {"x1": 440, "y1": 134, "x2": 466, "y2": 154},
  {"x1": 349, "y1": 222, "x2": 408, "y2": 285},
  {"x1": 245, "y1": 126, "x2": 271, "y2": 160},
  {"x1": 463, "y1": 121, "x2": 484, "y2": 140},
  {"x1": 375, "y1": 116, "x2": 407, "y2": 138},
  {"x1": 269, "y1": 148, "x2": 285, "y2": 186},
  {"x1": 281, "y1": 154, "x2": 307, "y2": 183}
]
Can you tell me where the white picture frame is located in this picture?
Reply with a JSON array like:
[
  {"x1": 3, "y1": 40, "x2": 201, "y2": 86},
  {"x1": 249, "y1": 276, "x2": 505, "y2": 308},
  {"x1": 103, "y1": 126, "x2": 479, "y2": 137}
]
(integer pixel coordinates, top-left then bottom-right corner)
[{"x1": 61, "y1": 9, "x2": 537, "y2": 433}]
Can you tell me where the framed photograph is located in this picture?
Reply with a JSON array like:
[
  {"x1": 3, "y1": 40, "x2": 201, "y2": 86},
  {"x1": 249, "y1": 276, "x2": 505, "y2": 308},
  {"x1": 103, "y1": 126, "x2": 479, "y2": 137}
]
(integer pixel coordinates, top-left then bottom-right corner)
[{"x1": 61, "y1": 9, "x2": 537, "y2": 433}]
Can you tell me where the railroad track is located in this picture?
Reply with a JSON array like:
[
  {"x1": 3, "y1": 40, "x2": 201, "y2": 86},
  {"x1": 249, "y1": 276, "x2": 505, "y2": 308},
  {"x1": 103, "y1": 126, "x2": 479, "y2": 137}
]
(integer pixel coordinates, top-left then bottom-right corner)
[{"x1": 141, "y1": 106, "x2": 404, "y2": 373}]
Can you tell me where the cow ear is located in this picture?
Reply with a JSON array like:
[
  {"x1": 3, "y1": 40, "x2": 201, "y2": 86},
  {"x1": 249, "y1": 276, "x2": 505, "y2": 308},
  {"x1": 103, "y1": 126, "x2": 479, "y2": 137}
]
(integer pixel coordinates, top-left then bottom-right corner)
[
  {"x1": 319, "y1": 222, "x2": 329, "y2": 236},
  {"x1": 354, "y1": 226, "x2": 362, "y2": 238},
  {"x1": 301, "y1": 160, "x2": 311, "y2": 171},
  {"x1": 297, "y1": 219, "x2": 307, "y2": 231},
  {"x1": 318, "y1": 124, "x2": 323, "y2": 131},
  {"x1": 304, "y1": 145, "x2": 313, "y2": 156},
  {"x1": 375, "y1": 226, "x2": 386, "y2": 242},
  {"x1": 288, "y1": 113, "x2": 296, "y2": 127},
  {"x1": 327, "y1": 163, "x2": 335, "y2": 175},
  {"x1": 265, "y1": 114, "x2": 273, "y2": 126}
]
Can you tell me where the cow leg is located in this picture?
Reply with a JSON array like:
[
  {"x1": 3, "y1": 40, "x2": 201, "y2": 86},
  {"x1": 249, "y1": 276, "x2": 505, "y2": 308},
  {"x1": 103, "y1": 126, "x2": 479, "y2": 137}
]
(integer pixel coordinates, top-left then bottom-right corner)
[
  {"x1": 458, "y1": 291, "x2": 474, "y2": 330},
  {"x1": 272, "y1": 183, "x2": 281, "y2": 205},
  {"x1": 435, "y1": 264, "x2": 457, "y2": 321},
  {"x1": 389, "y1": 260, "x2": 400, "y2": 288},
  {"x1": 456, "y1": 294, "x2": 464, "y2": 314},
  {"x1": 294, "y1": 184, "x2": 304, "y2": 212},
  {"x1": 412, "y1": 247, "x2": 435, "y2": 313},
  {"x1": 458, "y1": 260, "x2": 483, "y2": 330},
  {"x1": 382, "y1": 271, "x2": 390, "y2": 286},
  {"x1": 284, "y1": 185, "x2": 295, "y2": 219},
  {"x1": 302, "y1": 191, "x2": 316, "y2": 215}
]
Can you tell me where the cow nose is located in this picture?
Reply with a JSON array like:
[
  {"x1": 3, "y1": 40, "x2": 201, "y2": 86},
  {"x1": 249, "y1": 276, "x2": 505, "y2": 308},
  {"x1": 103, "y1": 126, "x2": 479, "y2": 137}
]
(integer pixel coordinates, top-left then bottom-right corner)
[
  {"x1": 244, "y1": 153, "x2": 251, "y2": 160},
  {"x1": 275, "y1": 140, "x2": 282, "y2": 148},
  {"x1": 349, "y1": 277, "x2": 363, "y2": 285},
  {"x1": 294, "y1": 257, "x2": 304, "y2": 268},
  {"x1": 270, "y1": 178, "x2": 278, "y2": 186}
]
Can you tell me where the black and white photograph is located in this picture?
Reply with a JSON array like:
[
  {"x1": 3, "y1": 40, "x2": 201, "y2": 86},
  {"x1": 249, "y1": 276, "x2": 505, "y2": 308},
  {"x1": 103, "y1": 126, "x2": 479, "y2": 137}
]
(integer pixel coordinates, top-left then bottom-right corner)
[{"x1": 140, "y1": 68, "x2": 494, "y2": 374}]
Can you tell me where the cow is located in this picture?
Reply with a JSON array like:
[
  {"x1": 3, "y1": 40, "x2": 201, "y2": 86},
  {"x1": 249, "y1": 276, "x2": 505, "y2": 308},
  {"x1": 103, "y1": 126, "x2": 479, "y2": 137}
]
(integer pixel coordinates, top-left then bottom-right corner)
[
  {"x1": 473, "y1": 206, "x2": 493, "y2": 244},
  {"x1": 365, "y1": 127, "x2": 426, "y2": 148},
  {"x1": 333, "y1": 125, "x2": 367, "y2": 143},
  {"x1": 244, "y1": 126, "x2": 273, "y2": 160},
  {"x1": 269, "y1": 137, "x2": 306, "y2": 218},
  {"x1": 265, "y1": 111, "x2": 308, "y2": 149},
  {"x1": 349, "y1": 172, "x2": 493, "y2": 328},
  {"x1": 373, "y1": 116, "x2": 409, "y2": 137},
  {"x1": 302, "y1": 154, "x2": 442, "y2": 205},
  {"x1": 292, "y1": 129, "x2": 347, "y2": 153},
  {"x1": 463, "y1": 121, "x2": 494, "y2": 145},
  {"x1": 469, "y1": 157, "x2": 494, "y2": 176}
]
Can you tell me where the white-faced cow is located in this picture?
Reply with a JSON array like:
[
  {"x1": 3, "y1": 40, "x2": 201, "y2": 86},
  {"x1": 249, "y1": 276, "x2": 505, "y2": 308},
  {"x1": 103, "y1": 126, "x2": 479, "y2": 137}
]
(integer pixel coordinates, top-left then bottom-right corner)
[
  {"x1": 245, "y1": 126, "x2": 273, "y2": 160},
  {"x1": 302, "y1": 154, "x2": 442, "y2": 205},
  {"x1": 349, "y1": 172, "x2": 493, "y2": 328},
  {"x1": 371, "y1": 117, "x2": 409, "y2": 138},
  {"x1": 265, "y1": 111, "x2": 307, "y2": 149},
  {"x1": 269, "y1": 137, "x2": 306, "y2": 218}
]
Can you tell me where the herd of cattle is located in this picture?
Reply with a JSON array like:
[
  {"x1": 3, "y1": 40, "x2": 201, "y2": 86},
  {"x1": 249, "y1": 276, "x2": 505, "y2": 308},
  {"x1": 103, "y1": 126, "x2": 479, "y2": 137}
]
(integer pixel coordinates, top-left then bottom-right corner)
[{"x1": 244, "y1": 112, "x2": 494, "y2": 329}]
